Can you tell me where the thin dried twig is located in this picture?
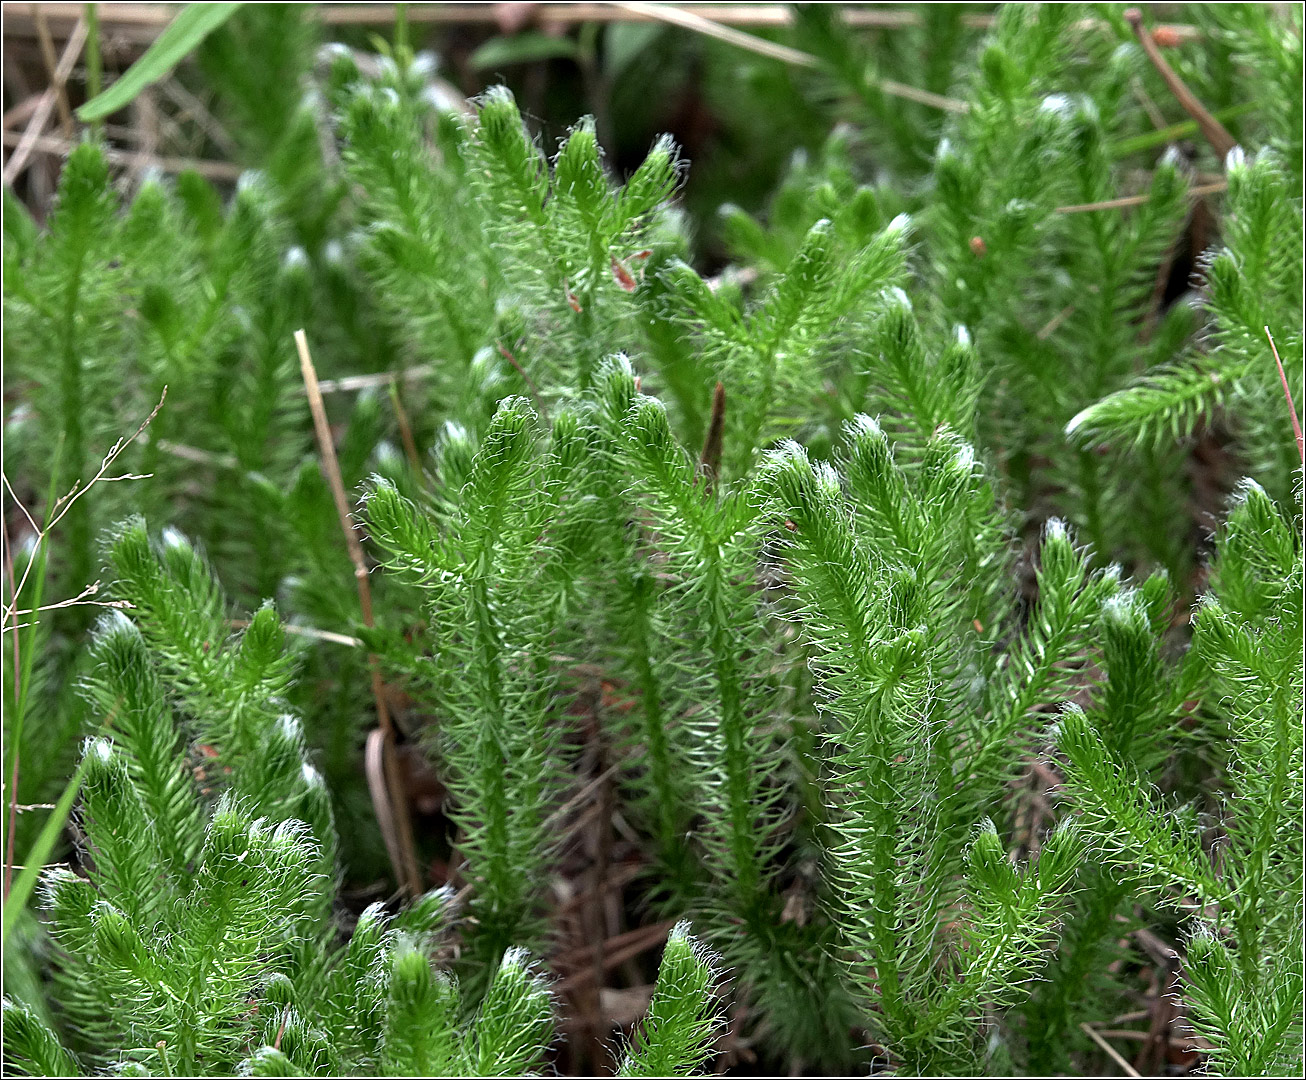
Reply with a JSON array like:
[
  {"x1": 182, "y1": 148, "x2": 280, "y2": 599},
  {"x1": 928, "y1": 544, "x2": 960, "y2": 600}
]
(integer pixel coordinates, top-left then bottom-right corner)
[
  {"x1": 1135, "y1": 962, "x2": 1181, "y2": 1075},
  {"x1": 1125, "y1": 8, "x2": 1236, "y2": 160},
  {"x1": 153, "y1": 439, "x2": 239, "y2": 470},
  {"x1": 5, "y1": 579, "x2": 132, "y2": 619},
  {"x1": 1130, "y1": 75, "x2": 1169, "y2": 133},
  {"x1": 496, "y1": 340, "x2": 549, "y2": 422},
  {"x1": 1036, "y1": 303, "x2": 1077, "y2": 341},
  {"x1": 1, "y1": 389, "x2": 165, "y2": 629},
  {"x1": 130, "y1": 88, "x2": 161, "y2": 186},
  {"x1": 294, "y1": 332, "x2": 383, "y2": 690},
  {"x1": 312, "y1": 364, "x2": 436, "y2": 395},
  {"x1": 1265, "y1": 326, "x2": 1304, "y2": 463},
  {"x1": 3, "y1": 94, "x2": 45, "y2": 131},
  {"x1": 7, "y1": 4, "x2": 1202, "y2": 39},
  {"x1": 1, "y1": 128, "x2": 244, "y2": 180},
  {"x1": 3, "y1": 392, "x2": 161, "y2": 898},
  {"x1": 157, "y1": 77, "x2": 240, "y2": 159},
  {"x1": 294, "y1": 329, "x2": 422, "y2": 899},
  {"x1": 1055, "y1": 179, "x2": 1227, "y2": 215},
  {"x1": 700, "y1": 381, "x2": 726, "y2": 484},
  {"x1": 614, "y1": 1, "x2": 817, "y2": 65},
  {"x1": 553, "y1": 919, "x2": 678, "y2": 989},
  {"x1": 544, "y1": 761, "x2": 625, "y2": 832},
  {"x1": 364, "y1": 728, "x2": 417, "y2": 898},
  {"x1": 553, "y1": 861, "x2": 643, "y2": 918},
  {"x1": 271, "y1": 1012, "x2": 290, "y2": 1051},
  {"x1": 1096, "y1": 1027, "x2": 1202, "y2": 1048},
  {"x1": 229, "y1": 617, "x2": 363, "y2": 649},
  {"x1": 32, "y1": 5, "x2": 74, "y2": 136},
  {"x1": 1080, "y1": 1022, "x2": 1144, "y2": 1078},
  {"x1": 3, "y1": 15, "x2": 88, "y2": 185},
  {"x1": 613, "y1": 0, "x2": 969, "y2": 112},
  {"x1": 387, "y1": 379, "x2": 424, "y2": 481},
  {"x1": 1, "y1": 475, "x2": 41, "y2": 540}
]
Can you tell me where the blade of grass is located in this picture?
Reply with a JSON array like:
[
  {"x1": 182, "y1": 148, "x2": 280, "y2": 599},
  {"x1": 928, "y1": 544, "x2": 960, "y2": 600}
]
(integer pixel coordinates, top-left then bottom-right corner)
[
  {"x1": 1, "y1": 757, "x2": 89, "y2": 946},
  {"x1": 1109, "y1": 103, "x2": 1254, "y2": 158},
  {"x1": 3, "y1": 443, "x2": 64, "y2": 900},
  {"x1": 76, "y1": 2, "x2": 243, "y2": 122}
]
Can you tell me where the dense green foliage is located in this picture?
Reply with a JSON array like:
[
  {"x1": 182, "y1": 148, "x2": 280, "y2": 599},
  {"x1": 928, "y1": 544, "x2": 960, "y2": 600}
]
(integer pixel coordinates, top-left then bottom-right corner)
[
  {"x1": 3, "y1": 4, "x2": 1302, "y2": 1076},
  {"x1": 2, "y1": 530, "x2": 722, "y2": 1077}
]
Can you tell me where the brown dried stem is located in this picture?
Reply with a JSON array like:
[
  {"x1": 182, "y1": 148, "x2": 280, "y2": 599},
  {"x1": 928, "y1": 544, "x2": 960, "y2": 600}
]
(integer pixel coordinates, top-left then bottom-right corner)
[
  {"x1": 2, "y1": 389, "x2": 165, "y2": 628},
  {"x1": 3, "y1": 15, "x2": 87, "y2": 185},
  {"x1": 32, "y1": 5, "x2": 74, "y2": 136},
  {"x1": 1, "y1": 128, "x2": 244, "y2": 180},
  {"x1": 699, "y1": 381, "x2": 727, "y2": 484},
  {"x1": 1125, "y1": 7, "x2": 1236, "y2": 161},
  {"x1": 7, "y1": 4, "x2": 1200, "y2": 38},
  {"x1": 614, "y1": 0, "x2": 969, "y2": 112},
  {"x1": 387, "y1": 379, "x2": 424, "y2": 481},
  {"x1": 1265, "y1": 326, "x2": 1304, "y2": 464},
  {"x1": 1079, "y1": 1023, "x2": 1144, "y2": 1077},
  {"x1": 1055, "y1": 179, "x2": 1226, "y2": 215},
  {"x1": 294, "y1": 329, "x2": 422, "y2": 899}
]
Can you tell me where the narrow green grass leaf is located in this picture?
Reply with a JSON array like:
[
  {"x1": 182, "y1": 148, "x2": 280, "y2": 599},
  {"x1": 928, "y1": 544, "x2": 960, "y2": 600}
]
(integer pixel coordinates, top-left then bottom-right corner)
[
  {"x1": 76, "y1": 3, "x2": 243, "y2": 122},
  {"x1": 2, "y1": 758, "x2": 88, "y2": 946}
]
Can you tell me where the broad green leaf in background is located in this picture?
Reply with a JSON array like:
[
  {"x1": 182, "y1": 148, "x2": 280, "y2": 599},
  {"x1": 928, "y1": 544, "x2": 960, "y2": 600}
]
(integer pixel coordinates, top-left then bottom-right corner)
[
  {"x1": 604, "y1": 22, "x2": 663, "y2": 81},
  {"x1": 469, "y1": 31, "x2": 580, "y2": 72},
  {"x1": 76, "y1": 2, "x2": 243, "y2": 122}
]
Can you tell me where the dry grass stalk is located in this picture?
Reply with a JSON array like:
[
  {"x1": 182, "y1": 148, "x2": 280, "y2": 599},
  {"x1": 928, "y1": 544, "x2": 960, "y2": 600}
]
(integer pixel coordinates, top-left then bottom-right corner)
[
  {"x1": 1265, "y1": 326, "x2": 1304, "y2": 463},
  {"x1": 1125, "y1": 7, "x2": 1237, "y2": 160},
  {"x1": 6, "y1": 3, "x2": 1202, "y2": 39},
  {"x1": 1079, "y1": 1023, "x2": 1145, "y2": 1077},
  {"x1": 1055, "y1": 179, "x2": 1228, "y2": 215},
  {"x1": 2, "y1": 14, "x2": 87, "y2": 184},
  {"x1": 1, "y1": 127, "x2": 244, "y2": 179},
  {"x1": 31, "y1": 5, "x2": 73, "y2": 135},
  {"x1": 294, "y1": 329, "x2": 423, "y2": 899}
]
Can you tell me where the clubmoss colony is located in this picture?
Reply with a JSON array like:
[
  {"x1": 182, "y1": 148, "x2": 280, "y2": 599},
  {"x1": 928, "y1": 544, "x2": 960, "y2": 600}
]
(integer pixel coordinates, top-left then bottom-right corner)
[{"x1": 2, "y1": 4, "x2": 1302, "y2": 1077}]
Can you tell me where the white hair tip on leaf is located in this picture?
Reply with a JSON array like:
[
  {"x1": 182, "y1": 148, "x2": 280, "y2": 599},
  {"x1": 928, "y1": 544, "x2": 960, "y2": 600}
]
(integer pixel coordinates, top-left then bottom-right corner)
[
  {"x1": 1232, "y1": 476, "x2": 1267, "y2": 502},
  {"x1": 773, "y1": 438, "x2": 807, "y2": 464},
  {"x1": 500, "y1": 946, "x2": 531, "y2": 972},
  {"x1": 276, "y1": 714, "x2": 303, "y2": 741},
  {"x1": 1101, "y1": 589, "x2": 1138, "y2": 625},
  {"x1": 951, "y1": 443, "x2": 977, "y2": 474},
  {"x1": 1064, "y1": 406, "x2": 1093, "y2": 436},
  {"x1": 849, "y1": 414, "x2": 884, "y2": 439},
  {"x1": 814, "y1": 461, "x2": 841, "y2": 494},
  {"x1": 886, "y1": 285, "x2": 913, "y2": 310}
]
